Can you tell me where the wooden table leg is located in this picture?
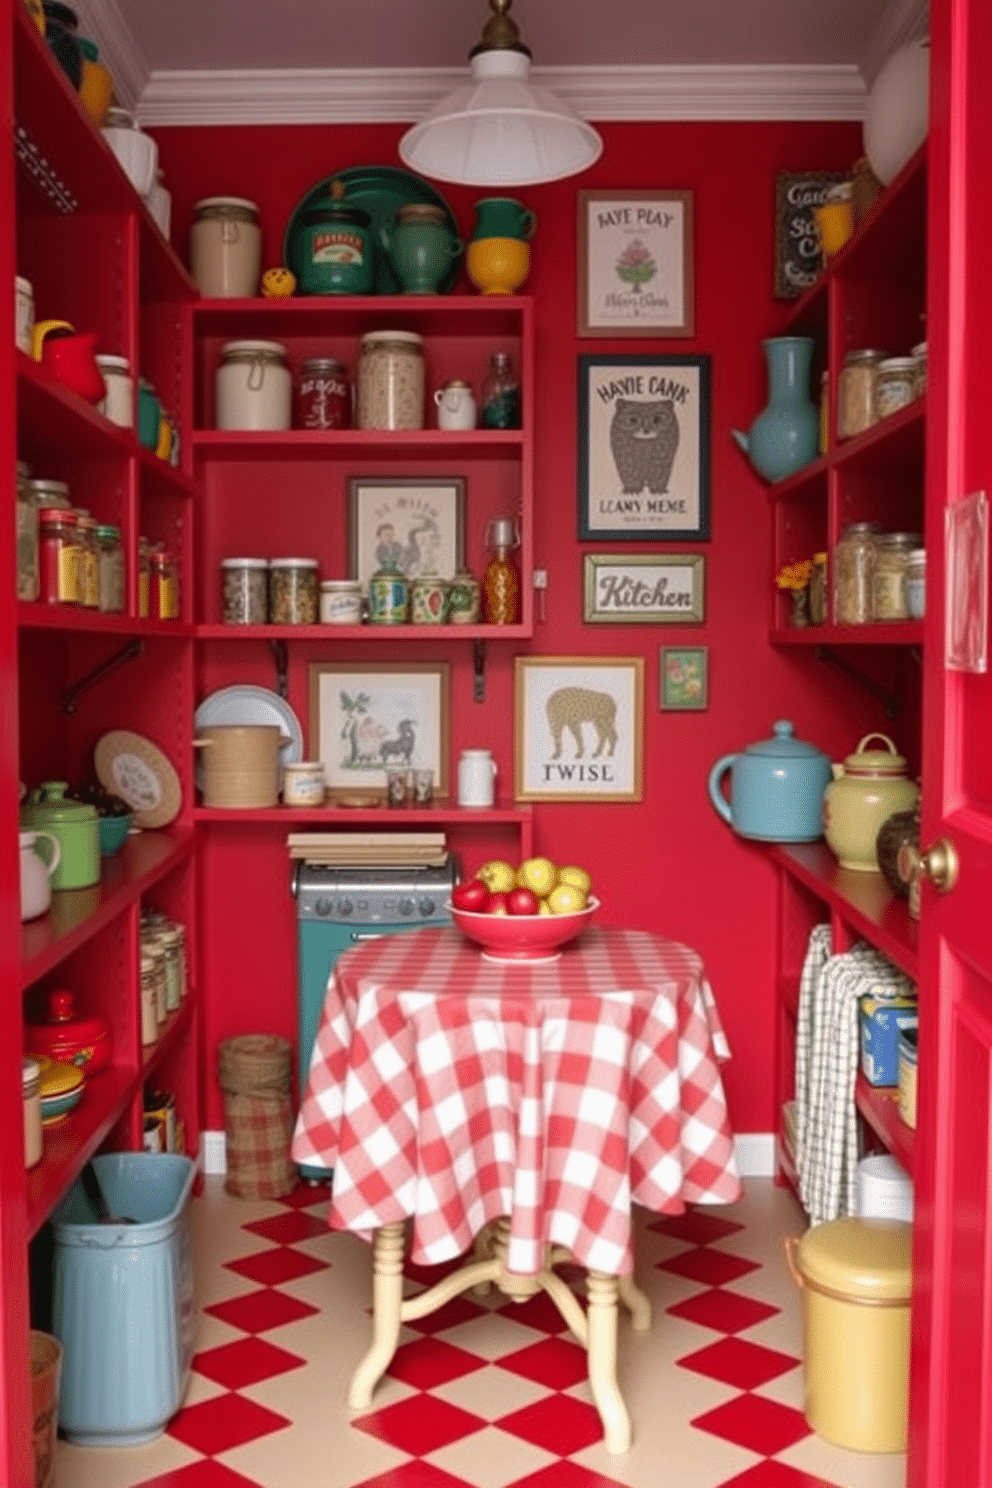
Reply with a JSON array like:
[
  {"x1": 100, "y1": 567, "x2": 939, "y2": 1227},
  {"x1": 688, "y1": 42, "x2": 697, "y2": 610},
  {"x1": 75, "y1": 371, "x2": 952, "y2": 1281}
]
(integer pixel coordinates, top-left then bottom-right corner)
[
  {"x1": 617, "y1": 1272, "x2": 652, "y2": 1331},
  {"x1": 347, "y1": 1222, "x2": 405, "y2": 1410},
  {"x1": 586, "y1": 1271, "x2": 632, "y2": 1453}
]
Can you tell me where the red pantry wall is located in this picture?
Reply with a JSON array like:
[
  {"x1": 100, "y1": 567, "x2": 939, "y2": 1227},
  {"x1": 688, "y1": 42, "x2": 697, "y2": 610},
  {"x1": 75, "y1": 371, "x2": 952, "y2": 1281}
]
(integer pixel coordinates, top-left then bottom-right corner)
[{"x1": 150, "y1": 116, "x2": 889, "y2": 1137}]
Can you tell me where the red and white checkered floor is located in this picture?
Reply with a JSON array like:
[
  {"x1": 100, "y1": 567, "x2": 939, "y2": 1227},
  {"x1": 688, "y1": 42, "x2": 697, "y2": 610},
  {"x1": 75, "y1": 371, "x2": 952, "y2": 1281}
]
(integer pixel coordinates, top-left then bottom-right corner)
[{"x1": 53, "y1": 1176, "x2": 906, "y2": 1488}]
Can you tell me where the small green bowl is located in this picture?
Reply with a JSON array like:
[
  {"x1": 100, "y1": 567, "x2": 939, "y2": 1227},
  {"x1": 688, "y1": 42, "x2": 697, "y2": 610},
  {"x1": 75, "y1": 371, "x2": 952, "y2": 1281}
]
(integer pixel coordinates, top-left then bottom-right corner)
[{"x1": 98, "y1": 813, "x2": 132, "y2": 857}]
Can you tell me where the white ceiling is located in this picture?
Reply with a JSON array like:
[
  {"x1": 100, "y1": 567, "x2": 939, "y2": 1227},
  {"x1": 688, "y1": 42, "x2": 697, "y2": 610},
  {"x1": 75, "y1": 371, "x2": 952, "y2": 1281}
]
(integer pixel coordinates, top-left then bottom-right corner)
[{"x1": 72, "y1": 0, "x2": 929, "y2": 125}]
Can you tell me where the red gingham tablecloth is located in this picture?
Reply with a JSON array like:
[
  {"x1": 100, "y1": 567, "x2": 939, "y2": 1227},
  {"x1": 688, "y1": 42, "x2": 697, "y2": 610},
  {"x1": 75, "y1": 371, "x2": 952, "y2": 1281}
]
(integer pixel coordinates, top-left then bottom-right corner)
[{"x1": 292, "y1": 926, "x2": 742, "y2": 1276}]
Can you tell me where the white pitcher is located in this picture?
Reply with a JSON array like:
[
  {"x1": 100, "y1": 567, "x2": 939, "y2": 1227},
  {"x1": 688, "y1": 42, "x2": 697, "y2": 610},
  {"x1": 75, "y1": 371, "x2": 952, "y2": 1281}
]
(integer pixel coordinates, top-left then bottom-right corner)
[
  {"x1": 434, "y1": 380, "x2": 476, "y2": 431},
  {"x1": 457, "y1": 749, "x2": 497, "y2": 808},
  {"x1": 19, "y1": 830, "x2": 61, "y2": 921}
]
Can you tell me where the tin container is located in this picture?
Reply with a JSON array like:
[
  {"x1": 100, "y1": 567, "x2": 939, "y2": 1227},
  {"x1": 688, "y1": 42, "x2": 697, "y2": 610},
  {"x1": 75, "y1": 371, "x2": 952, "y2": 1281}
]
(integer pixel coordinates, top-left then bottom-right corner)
[
  {"x1": 144, "y1": 1088, "x2": 176, "y2": 1153},
  {"x1": 319, "y1": 580, "x2": 362, "y2": 624},
  {"x1": 297, "y1": 201, "x2": 373, "y2": 295},
  {"x1": 410, "y1": 576, "x2": 448, "y2": 624},
  {"x1": 898, "y1": 1028, "x2": 918, "y2": 1127},
  {"x1": 25, "y1": 989, "x2": 111, "y2": 1076},
  {"x1": 445, "y1": 570, "x2": 481, "y2": 625},
  {"x1": 367, "y1": 570, "x2": 409, "y2": 624},
  {"x1": 140, "y1": 953, "x2": 159, "y2": 1045}
]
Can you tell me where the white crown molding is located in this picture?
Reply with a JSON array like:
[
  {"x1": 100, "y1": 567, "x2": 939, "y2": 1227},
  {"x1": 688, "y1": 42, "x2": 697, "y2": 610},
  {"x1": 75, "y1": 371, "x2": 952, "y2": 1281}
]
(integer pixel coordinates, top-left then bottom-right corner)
[
  {"x1": 135, "y1": 62, "x2": 866, "y2": 128},
  {"x1": 68, "y1": 0, "x2": 151, "y2": 112},
  {"x1": 859, "y1": 0, "x2": 929, "y2": 89}
]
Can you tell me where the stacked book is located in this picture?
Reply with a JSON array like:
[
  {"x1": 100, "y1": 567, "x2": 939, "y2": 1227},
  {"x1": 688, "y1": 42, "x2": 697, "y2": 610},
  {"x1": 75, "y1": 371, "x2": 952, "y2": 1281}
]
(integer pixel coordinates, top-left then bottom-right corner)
[{"x1": 286, "y1": 832, "x2": 448, "y2": 866}]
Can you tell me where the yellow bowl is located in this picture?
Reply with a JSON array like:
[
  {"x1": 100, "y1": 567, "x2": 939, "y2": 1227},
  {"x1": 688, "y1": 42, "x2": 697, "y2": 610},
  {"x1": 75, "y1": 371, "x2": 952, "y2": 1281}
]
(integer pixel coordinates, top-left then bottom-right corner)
[{"x1": 466, "y1": 237, "x2": 530, "y2": 296}]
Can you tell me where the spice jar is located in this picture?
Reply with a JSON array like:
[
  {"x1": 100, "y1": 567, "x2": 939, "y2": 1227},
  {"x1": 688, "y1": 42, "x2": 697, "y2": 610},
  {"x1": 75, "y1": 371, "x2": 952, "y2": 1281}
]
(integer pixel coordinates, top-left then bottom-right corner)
[
  {"x1": 15, "y1": 275, "x2": 34, "y2": 356},
  {"x1": 190, "y1": 196, "x2": 262, "y2": 298},
  {"x1": 481, "y1": 351, "x2": 521, "y2": 429},
  {"x1": 150, "y1": 544, "x2": 179, "y2": 619},
  {"x1": 357, "y1": 330, "x2": 424, "y2": 430},
  {"x1": 809, "y1": 552, "x2": 828, "y2": 625},
  {"x1": 38, "y1": 507, "x2": 79, "y2": 605},
  {"x1": 216, "y1": 339, "x2": 292, "y2": 431},
  {"x1": 95, "y1": 353, "x2": 133, "y2": 428},
  {"x1": 833, "y1": 521, "x2": 880, "y2": 625},
  {"x1": 95, "y1": 523, "x2": 124, "y2": 612},
  {"x1": 295, "y1": 357, "x2": 351, "y2": 430},
  {"x1": 906, "y1": 548, "x2": 926, "y2": 619},
  {"x1": 138, "y1": 537, "x2": 151, "y2": 618},
  {"x1": 875, "y1": 357, "x2": 916, "y2": 420},
  {"x1": 222, "y1": 557, "x2": 268, "y2": 624},
  {"x1": 269, "y1": 557, "x2": 319, "y2": 624},
  {"x1": 837, "y1": 349, "x2": 886, "y2": 439},
  {"x1": 319, "y1": 580, "x2": 362, "y2": 624},
  {"x1": 911, "y1": 341, "x2": 927, "y2": 398},
  {"x1": 16, "y1": 461, "x2": 39, "y2": 602},
  {"x1": 818, "y1": 371, "x2": 829, "y2": 455},
  {"x1": 22, "y1": 1058, "x2": 42, "y2": 1169},
  {"x1": 139, "y1": 952, "x2": 159, "y2": 1045},
  {"x1": 75, "y1": 510, "x2": 99, "y2": 608},
  {"x1": 28, "y1": 477, "x2": 71, "y2": 511},
  {"x1": 871, "y1": 532, "x2": 921, "y2": 622}
]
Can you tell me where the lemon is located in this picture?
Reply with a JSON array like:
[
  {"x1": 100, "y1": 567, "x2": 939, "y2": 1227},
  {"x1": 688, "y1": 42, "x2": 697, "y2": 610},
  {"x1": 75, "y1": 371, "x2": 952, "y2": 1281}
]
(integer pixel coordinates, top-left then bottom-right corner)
[
  {"x1": 516, "y1": 856, "x2": 557, "y2": 896},
  {"x1": 557, "y1": 865, "x2": 592, "y2": 896},
  {"x1": 547, "y1": 883, "x2": 587, "y2": 915},
  {"x1": 476, "y1": 859, "x2": 516, "y2": 893}
]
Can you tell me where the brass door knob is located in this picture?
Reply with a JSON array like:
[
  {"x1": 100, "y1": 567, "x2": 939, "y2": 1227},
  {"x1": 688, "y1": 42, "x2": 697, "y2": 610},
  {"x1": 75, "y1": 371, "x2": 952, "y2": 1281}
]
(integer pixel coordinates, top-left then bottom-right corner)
[{"x1": 897, "y1": 837, "x2": 960, "y2": 894}]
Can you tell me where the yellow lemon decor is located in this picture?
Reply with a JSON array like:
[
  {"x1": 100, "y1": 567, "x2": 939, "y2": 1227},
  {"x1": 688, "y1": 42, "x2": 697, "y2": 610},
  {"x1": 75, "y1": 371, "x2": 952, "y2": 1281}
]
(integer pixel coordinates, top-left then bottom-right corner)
[{"x1": 261, "y1": 267, "x2": 296, "y2": 300}]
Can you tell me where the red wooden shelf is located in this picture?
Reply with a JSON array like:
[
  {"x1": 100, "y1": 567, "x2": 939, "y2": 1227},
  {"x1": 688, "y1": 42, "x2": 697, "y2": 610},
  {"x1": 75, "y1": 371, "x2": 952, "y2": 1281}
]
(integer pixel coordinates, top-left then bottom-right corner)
[
  {"x1": 764, "y1": 398, "x2": 926, "y2": 505},
  {"x1": 856, "y1": 1074, "x2": 916, "y2": 1175},
  {"x1": 193, "y1": 802, "x2": 532, "y2": 826},
  {"x1": 20, "y1": 829, "x2": 196, "y2": 987},
  {"x1": 189, "y1": 427, "x2": 526, "y2": 462},
  {"x1": 770, "y1": 621, "x2": 924, "y2": 646},
  {"x1": 769, "y1": 841, "x2": 919, "y2": 977},
  {"x1": 192, "y1": 294, "x2": 530, "y2": 337},
  {"x1": 195, "y1": 621, "x2": 530, "y2": 641},
  {"x1": 17, "y1": 603, "x2": 193, "y2": 637}
]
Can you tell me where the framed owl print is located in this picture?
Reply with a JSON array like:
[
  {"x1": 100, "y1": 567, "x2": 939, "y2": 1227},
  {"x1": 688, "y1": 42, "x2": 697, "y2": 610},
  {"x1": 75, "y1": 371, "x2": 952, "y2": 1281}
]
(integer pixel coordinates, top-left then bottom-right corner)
[{"x1": 577, "y1": 354, "x2": 711, "y2": 542}]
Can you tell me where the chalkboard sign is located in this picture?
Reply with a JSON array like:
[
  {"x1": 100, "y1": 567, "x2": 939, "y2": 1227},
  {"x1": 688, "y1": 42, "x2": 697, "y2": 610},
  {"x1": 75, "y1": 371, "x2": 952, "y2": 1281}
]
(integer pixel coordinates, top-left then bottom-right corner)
[{"x1": 774, "y1": 171, "x2": 850, "y2": 299}]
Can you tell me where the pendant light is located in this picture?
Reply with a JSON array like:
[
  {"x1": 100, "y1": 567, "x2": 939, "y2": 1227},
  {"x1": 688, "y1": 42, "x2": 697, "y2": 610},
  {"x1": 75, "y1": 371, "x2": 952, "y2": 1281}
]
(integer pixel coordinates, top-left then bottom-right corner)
[{"x1": 399, "y1": 0, "x2": 603, "y2": 188}]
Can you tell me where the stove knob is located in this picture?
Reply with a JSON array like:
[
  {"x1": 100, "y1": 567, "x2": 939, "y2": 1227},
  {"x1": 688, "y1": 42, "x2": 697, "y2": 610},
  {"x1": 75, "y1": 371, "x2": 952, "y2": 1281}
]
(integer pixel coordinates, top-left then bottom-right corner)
[
  {"x1": 397, "y1": 897, "x2": 415, "y2": 917},
  {"x1": 338, "y1": 898, "x2": 354, "y2": 917},
  {"x1": 418, "y1": 897, "x2": 436, "y2": 918},
  {"x1": 313, "y1": 897, "x2": 332, "y2": 917}
]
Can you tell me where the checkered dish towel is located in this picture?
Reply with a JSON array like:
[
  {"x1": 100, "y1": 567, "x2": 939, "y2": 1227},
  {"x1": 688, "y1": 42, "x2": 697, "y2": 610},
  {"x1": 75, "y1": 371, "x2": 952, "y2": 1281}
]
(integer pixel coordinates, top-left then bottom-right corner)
[{"x1": 794, "y1": 927, "x2": 913, "y2": 1226}]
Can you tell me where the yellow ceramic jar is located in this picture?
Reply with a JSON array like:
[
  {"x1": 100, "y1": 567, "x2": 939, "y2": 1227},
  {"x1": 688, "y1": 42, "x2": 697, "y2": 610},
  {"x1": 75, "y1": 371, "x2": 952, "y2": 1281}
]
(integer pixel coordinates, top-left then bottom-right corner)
[
  {"x1": 822, "y1": 733, "x2": 919, "y2": 872},
  {"x1": 466, "y1": 237, "x2": 530, "y2": 296}
]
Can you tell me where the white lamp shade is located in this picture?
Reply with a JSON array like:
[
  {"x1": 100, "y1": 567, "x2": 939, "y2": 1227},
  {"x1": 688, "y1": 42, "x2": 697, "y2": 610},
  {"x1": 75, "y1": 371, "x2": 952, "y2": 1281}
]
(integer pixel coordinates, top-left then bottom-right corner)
[
  {"x1": 399, "y1": 50, "x2": 602, "y2": 187},
  {"x1": 863, "y1": 39, "x2": 930, "y2": 187}
]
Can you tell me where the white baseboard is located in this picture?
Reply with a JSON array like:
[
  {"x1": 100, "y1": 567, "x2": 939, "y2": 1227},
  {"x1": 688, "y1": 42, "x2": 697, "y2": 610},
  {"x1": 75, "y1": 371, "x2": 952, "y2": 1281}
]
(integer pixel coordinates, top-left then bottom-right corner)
[{"x1": 199, "y1": 1130, "x2": 777, "y2": 1180}]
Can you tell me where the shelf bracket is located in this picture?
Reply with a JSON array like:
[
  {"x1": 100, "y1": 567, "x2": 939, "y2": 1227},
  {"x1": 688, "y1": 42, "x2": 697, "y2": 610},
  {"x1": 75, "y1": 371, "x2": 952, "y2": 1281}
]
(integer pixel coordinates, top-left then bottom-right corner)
[
  {"x1": 813, "y1": 646, "x2": 902, "y2": 719},
  {"x1": 61, "y1": 639, "x2": 143, "y2": 716},
  {"x1": 473, "y1": 640, "x2": 486, "y2": 702},
  {"x1": 270, "y1": 640, "x2": 289, "y2": 700}
]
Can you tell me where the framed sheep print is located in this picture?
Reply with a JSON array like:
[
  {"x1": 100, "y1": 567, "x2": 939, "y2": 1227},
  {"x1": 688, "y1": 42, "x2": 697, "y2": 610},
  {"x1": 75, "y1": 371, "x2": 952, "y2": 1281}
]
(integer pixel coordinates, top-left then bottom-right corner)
[
  {"x1": 577, "y1": 189, "x2": 694, "y2": 336},
  {"x1": 309, "y1": 662, "x2": 450, "y2": 802},
  {"x1": 578, "y1": 354, "x2": 710, "y2": 542},
  {"x1": 514, "y1": 656, "x2": 643, "y2": 803}
]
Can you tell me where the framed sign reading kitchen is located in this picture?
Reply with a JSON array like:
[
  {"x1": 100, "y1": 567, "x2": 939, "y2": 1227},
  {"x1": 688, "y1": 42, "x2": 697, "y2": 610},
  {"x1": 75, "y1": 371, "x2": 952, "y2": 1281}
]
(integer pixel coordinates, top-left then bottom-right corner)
[
  {"x1": 514, "y1": 656, "x2": 643, "y2": 803},
  {"x1": 577, "y1": 189, "x2": 694, "y2": 336},
  {"x1": 578, "y1": 354, "x2": 710, "y2": 542},
  {"x1": 583, "y1": 553, "x2": 705, "y2": 624}
]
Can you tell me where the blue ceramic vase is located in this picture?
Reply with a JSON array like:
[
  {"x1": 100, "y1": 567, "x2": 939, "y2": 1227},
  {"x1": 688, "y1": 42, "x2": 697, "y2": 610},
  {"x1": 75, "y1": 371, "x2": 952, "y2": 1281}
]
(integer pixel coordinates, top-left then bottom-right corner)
[{"x1": 732, "y1": 337, "x2": 819, "y2": 483}]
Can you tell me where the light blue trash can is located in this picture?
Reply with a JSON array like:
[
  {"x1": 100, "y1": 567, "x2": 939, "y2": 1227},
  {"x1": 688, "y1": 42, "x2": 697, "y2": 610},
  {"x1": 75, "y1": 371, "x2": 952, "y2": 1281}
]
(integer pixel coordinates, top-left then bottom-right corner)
[{"x1": 51, "y1": 1152, "x2": 196, "y2": 1446}]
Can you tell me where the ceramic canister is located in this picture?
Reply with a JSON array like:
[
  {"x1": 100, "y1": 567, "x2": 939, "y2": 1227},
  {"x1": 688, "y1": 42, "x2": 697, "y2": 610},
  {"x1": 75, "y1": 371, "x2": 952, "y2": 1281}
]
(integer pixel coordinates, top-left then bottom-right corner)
[
  {"x1": 368, "y1": 570, "x2": 409, "y2": 624},
  {"x1": 95, "y1": 354, "x2": 133, "y2": 428},
  {"x1": 457, "y1": 749, "x2": 497, "y2": 808},
  {"x1": 434, "y1": 379, "x2": 476, "y2": 430},
  {"x1": 320, "y1": 580, "x2": 363, "y2": 624},
  {"x1": 19, "y1": 783, "x2": 100, "y2": 890},
  {"x1": 190, "y1": 197, "x2": 261, "y2": 298},
  {"x1": 282, "y1": 762, "x2": 326, "y2": 807},
  {"x1": 387, "y1": 203, "x2": 462, "y2": 295},
  {"x1": 298, "y1": 200, "x2": 373, "y2": 295},
  {"x1": 216, "y1": 340, "x2": 291, "y2": 431},
  {"x1": 26, "y1": 989, "x2": 111, "y2": 1076},
  {"x1": 19, "y1": 830, "x2": 61, "y2": 921},
  {"x1": 410, "y1": 577, "x2": 448, "y2": 625}
]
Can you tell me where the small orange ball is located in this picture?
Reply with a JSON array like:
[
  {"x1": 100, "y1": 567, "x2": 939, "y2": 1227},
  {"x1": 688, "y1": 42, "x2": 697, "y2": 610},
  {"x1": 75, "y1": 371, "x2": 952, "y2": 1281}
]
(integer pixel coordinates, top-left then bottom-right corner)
[{"x1": 261, "y1": 267, "x2": 296, "y2": 299}]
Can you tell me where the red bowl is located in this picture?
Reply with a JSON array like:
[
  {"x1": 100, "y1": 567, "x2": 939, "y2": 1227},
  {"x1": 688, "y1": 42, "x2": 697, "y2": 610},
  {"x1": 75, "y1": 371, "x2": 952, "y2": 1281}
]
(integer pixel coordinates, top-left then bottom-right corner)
[{"x1": 447, "y1": 897, "x2": 599, "y2": 962}]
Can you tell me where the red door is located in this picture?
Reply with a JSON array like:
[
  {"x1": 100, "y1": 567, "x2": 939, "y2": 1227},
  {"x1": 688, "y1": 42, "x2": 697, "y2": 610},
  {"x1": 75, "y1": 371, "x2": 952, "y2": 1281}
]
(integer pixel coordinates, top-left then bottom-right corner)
[{"x1": 909, "y1": 0, "x2": 992, "y2": 1481}]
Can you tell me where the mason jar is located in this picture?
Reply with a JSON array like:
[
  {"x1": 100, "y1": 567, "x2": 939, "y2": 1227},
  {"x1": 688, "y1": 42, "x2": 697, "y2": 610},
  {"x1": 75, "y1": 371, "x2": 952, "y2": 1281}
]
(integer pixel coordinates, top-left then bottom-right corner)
[
  {"x1": 216, "y1": 340, "x2": 292, "y2": 431},
  {"x1": 222, "y1": 557, "x2": 268, "y2": 624},
  {"x1": 837, "y1": 349, "x2": 886, "y2": 439},
  {"x1": 269, "y1": 558, "x2": 319, "y2": 624},
  {"x1": 357, "y1": 331, "x2": 424, "y2": 430},
  {"x1": 871, "y1": 531, "x2": 922, "y2": 622},
  {"x1": 874, "y1": 357, "x2": 917, "y2": 420},
  {"x1": 833, "y1": 521, "x2": 881, "y2": 624},
  {"x1": 190, "y1": 196, "x2": 261, "y2": 298}
]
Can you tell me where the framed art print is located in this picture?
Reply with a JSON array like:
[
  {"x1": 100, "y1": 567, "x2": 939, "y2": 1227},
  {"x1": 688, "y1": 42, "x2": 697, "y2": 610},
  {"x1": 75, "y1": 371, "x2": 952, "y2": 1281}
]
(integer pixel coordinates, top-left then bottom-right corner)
[
  {"x1": 349, "y1": 477, "x2": 465, "y2": 592},
  {"x1": 583, "y1": 553, "x2": 705, "y2": 623},
  {"x1": 578, "y1": 354, "x2": 710, "y2": 542},
  {"x1": 309, "y1": 662, "x2": 450, "y2": 800},
  {"x1": 577, "y1": 190, "x2": 694, "y2": 336},
  {"x1": 514, "y1": 656, "x2": 643, "y2": 802},
  {"x1": 660, "y1": 647, "x2": 709, "y2": 710}
]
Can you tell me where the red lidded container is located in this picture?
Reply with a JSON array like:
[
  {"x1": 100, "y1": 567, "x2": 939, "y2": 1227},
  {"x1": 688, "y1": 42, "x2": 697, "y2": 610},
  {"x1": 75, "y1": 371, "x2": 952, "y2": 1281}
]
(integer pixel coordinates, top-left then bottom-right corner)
[
  {"x1": 25, "y1": 989, "x2": 111, "y2": 1076},
  {"x1": 294, "y1": 356, "x2": 351, "y2": 430}
]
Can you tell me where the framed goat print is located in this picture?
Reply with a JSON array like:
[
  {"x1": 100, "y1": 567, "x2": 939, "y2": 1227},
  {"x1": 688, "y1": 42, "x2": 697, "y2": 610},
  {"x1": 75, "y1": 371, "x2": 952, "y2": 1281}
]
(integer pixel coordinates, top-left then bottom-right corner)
[
  {"x1": 578, "y1": 354, "x2": 710, "y2": 542},
  {"x1": 349, "y1": 477, "x2": 465, "y2": 592},
  {"x1": 310, "y1": 662, "x2": 450, "y2": 801},
  {"x1": 577, "y1": 189, "x2": 694, "y2": 336},
  {"x1": 514, "y1": 656, "x2": 643, "y2": 802}
]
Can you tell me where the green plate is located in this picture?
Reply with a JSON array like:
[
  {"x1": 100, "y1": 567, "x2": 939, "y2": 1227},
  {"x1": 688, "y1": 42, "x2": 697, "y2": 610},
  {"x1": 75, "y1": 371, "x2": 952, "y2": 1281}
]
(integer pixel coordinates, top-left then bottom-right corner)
[{"x1": 283, "y1": 165, "x2": 462, "y2": 296}]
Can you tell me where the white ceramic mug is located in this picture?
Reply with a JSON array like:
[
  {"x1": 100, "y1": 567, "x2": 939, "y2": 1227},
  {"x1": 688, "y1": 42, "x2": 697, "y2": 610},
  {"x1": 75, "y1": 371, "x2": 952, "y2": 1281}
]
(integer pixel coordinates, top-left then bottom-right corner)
[
  {"x1": 434, "y1": 381, "x2": 476, "y2": 431},
  {"x1": 457, "y1": 749, "x2": 497, "y2": 808},
  {"x1": 19, "y1": 830, "x2": 61, "y2": 921}
]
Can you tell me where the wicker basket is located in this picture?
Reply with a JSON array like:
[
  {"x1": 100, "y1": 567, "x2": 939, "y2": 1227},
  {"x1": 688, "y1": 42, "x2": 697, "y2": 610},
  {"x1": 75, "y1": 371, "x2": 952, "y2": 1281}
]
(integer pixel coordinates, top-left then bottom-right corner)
[{"x1": 217, "y1": 1035, "x2": 295, "y2": 1198}]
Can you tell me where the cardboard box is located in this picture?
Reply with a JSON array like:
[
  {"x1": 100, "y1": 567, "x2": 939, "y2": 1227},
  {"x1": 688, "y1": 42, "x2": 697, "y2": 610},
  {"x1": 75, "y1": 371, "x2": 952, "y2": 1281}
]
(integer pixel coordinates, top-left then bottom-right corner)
[{"x1": 859, "y1": 994, "x2": 918, "y2": 1086}]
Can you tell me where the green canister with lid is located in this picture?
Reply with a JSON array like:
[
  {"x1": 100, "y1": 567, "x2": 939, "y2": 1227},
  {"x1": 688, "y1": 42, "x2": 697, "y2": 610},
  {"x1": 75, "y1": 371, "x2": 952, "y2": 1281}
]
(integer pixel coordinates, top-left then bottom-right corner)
[{"x1": 20, "y1": 781, "x2": 100, "y2": 890}]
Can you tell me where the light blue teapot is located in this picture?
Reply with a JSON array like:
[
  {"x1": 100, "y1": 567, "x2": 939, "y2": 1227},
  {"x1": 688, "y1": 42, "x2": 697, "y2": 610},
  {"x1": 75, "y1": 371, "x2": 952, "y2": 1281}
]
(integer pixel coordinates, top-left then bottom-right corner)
[{"x1": 708, "y1": 720, "x2": 832, "y2": 842}]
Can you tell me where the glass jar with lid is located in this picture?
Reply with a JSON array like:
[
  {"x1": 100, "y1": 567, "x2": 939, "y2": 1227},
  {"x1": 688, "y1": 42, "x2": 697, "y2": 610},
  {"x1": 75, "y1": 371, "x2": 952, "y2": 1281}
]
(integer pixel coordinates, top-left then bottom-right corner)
[
  {"x1": 269, "y1": 558, "x2": 319, "y2": 624},
  {"x1": 75, "y1": 510, "x2": 100, "y2": 608},
  {"x1": 837, "y1": 349, "x2": 887, "y2": 439},
  {"x1": 871, "y1": 531, "x2": 922, "y2": 621},
  {"x1": 150, "y1": 544, "x2": 179, "y2": 619},
  {"x1": 481, "y1": 351, "x2": 521, "y2": 429},
  {"x1": 96, "y1": 524, "x2": 125, "y2": 612},
  {"x1": 190, "y1": 196, "x2": 261, "y2": 298},
  {"x1": 38, "y1": 507, "x2": 79, "y2": 605},
  {"x1": 216, "y1": 339, "x2": 292, "y2": 431},
  {"x1": 28, "y1": 477, "x2": 71, "y2": 511},
  {"x1": 16, "y1": 461, "x2": 38, "y2": 601},
  {"x1": 222, "y1": 557, "x2": 268, "y2": 624},
  {"x1": 874, "y1": 357, "x2": 917, "y2": 420},
  {"x1": 809, "y1": 551, "x2": 828, "y2": 625},
  {"x1": 911, "y1": 341, "x2": 928, "y2": 398},
  {"x1": 295, "y1": 357, "x2": 351, "y2": 430},
  {"x1": 138, "y1": 537, "x2": 152, "y2": 618},
  {"x1": 357, "y1": 330, "x2": 424, "y2": 430},
  {"x1": 833, "y1": 521, "x2": 881, "y2": 624},
  {"x1": 906, "y1": 548, "x2": 926, "y2": 619}
]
